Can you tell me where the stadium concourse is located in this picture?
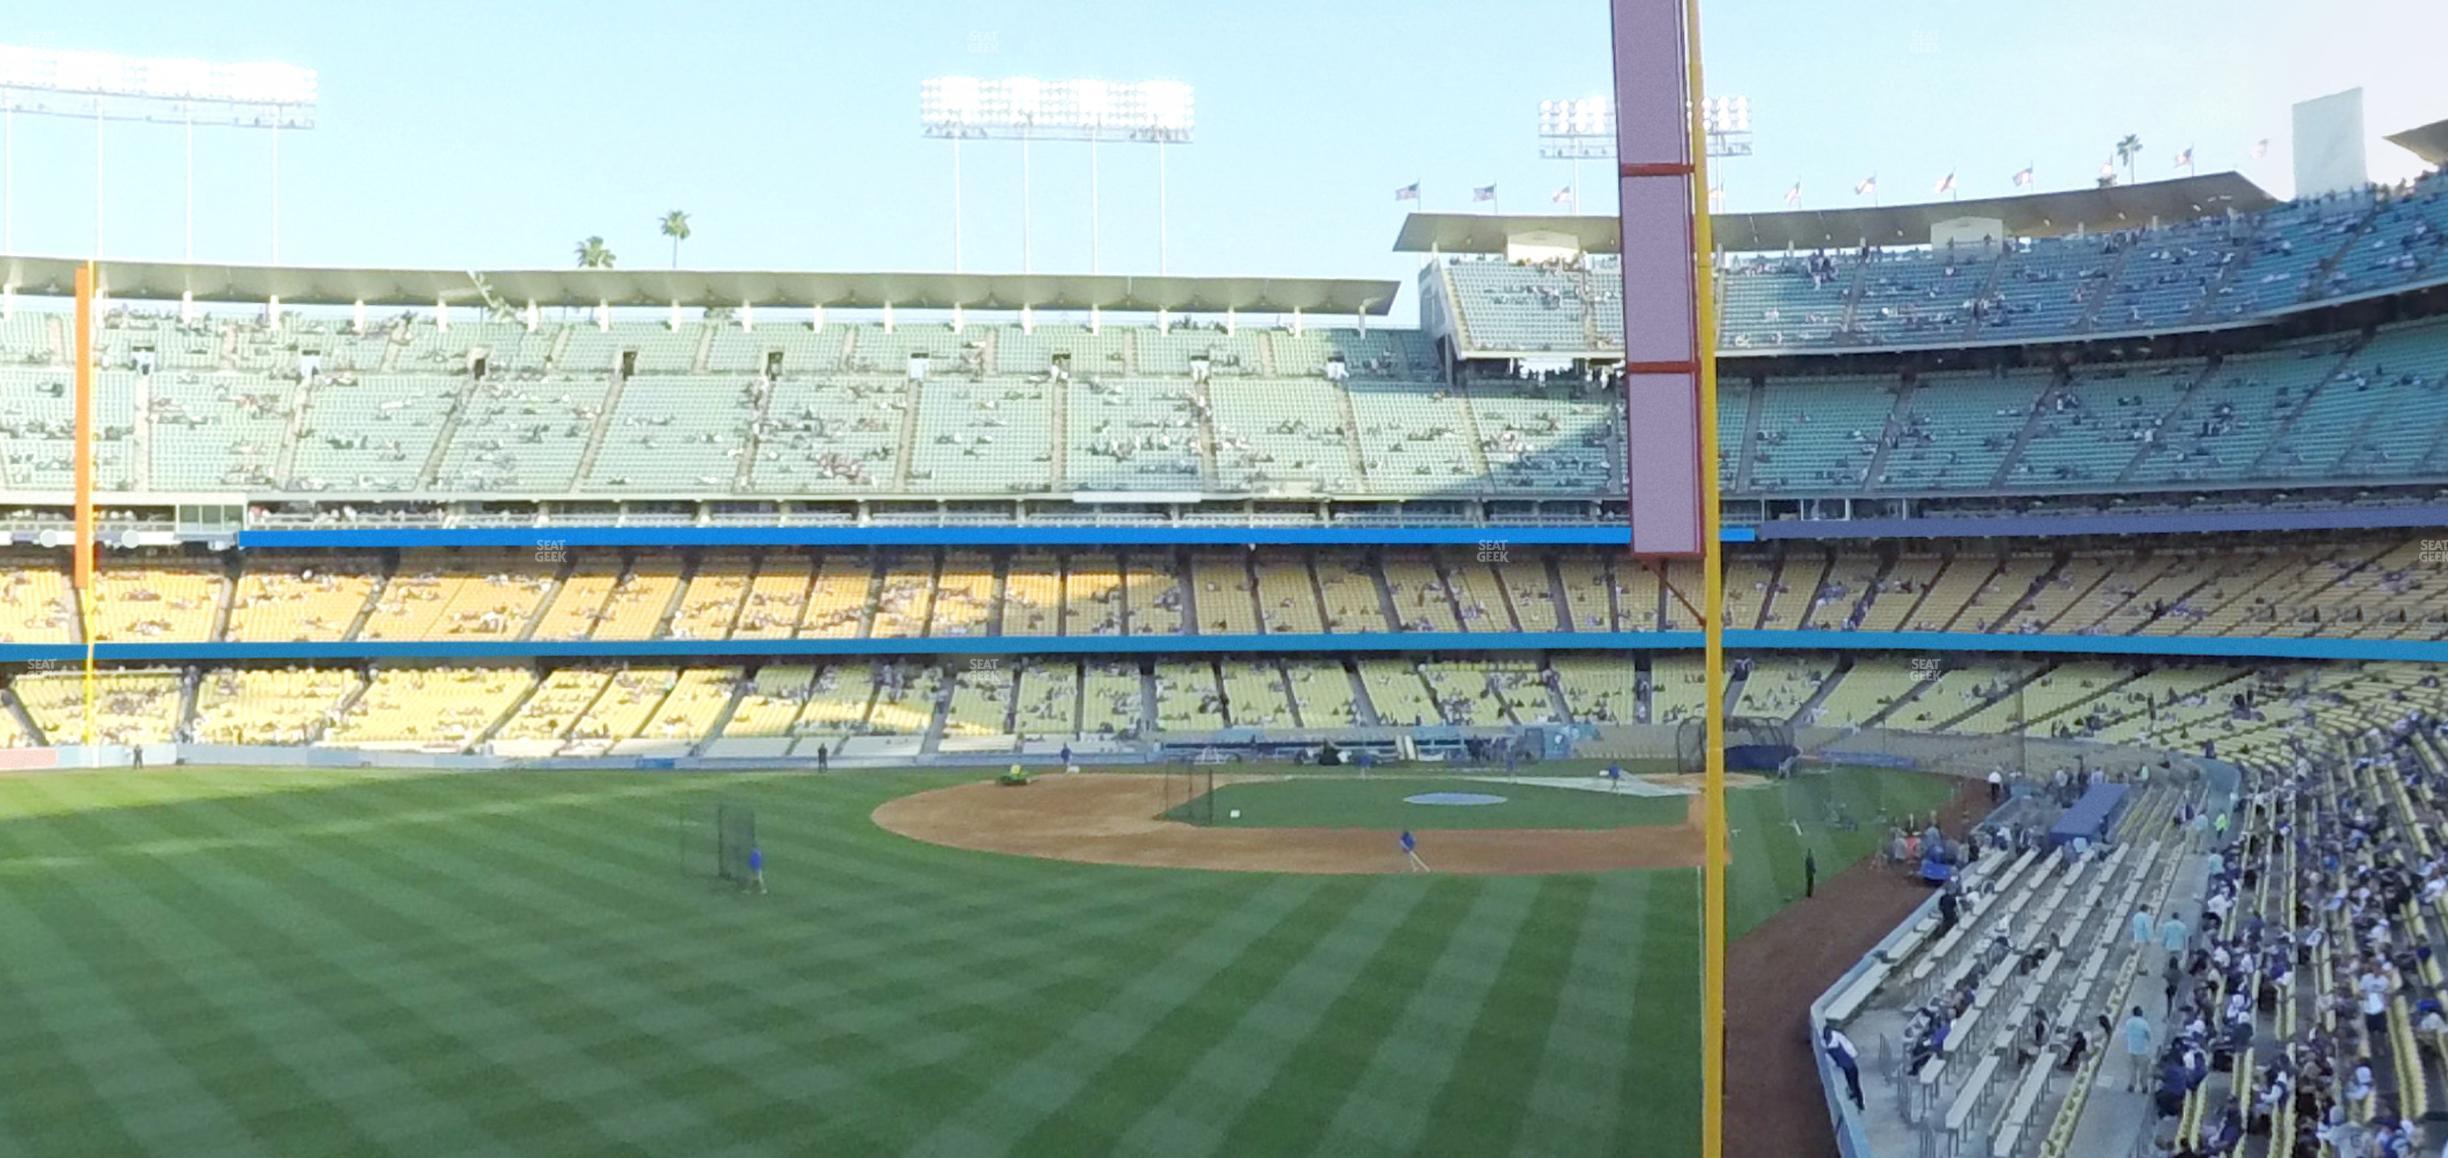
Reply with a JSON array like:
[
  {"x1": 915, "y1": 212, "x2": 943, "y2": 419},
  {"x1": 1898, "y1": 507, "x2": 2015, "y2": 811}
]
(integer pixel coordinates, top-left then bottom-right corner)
[{"x1": 5, "y1": 168, "x2": 2448, "y2": 1158}]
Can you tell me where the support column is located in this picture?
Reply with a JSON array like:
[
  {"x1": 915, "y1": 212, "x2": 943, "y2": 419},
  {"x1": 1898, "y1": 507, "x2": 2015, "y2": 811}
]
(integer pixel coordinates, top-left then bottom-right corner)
[
  {"x1": 270, "y1": 121, "x2": 282, "y2": 263},
  {"x1": 93, "y1": 112, "x2": 104, "y2": 258},
  {"x1": 184, "y1": 111, "x2": 195, "y2": 262},
  {"x1": 73, "y1": 261, "x2": 96, "y2": 748},
  {"x1": 435, "y1": 297, "x2": 451, "y2": 332}
]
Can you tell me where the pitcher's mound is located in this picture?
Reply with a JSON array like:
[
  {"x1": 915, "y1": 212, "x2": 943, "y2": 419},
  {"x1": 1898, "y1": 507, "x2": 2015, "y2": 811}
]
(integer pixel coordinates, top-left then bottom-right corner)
[{"x1": 872, "y1": 774, "x2": 1706, "y2": 875}]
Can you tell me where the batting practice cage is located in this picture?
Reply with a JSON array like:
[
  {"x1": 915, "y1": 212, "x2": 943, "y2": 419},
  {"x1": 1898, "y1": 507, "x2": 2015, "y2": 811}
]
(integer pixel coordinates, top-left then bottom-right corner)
[
  {"x1": 1678, "y1": 715, "x2": 1794, "y2": 774},
  {"x1": 713, "y1": 803, "x2": 757, "y2": 883},
  {"x1": 1162, "y1": 751, "x2": 1220, "y2": 826}
]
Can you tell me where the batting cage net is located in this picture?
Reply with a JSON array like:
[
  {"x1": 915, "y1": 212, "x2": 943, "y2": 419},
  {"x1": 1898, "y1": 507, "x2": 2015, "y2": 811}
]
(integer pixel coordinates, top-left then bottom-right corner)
[
  {"x1": 1163, "y1": 751, "x2": 1221, "y2": 826},
  {"x1": 714, "y1": 804, "x2": 757, "y2": 883},
  {"x1": 1676, "y1": 715, "x2": 1796, "y2": 776}
]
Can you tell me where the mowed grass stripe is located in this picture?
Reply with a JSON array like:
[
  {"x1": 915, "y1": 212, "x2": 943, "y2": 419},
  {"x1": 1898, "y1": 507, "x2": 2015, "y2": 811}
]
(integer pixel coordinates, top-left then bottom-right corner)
[
  {"x1": 14, "y1": 775, "x2": 416, "y2": 1151},
  {"x1": 0, "y1": 784, "x2": 241, "y2": 1158},
  {"x1": 0, "y1": 767, "x2": 1863, "y2": 1158},
  {"x1": 0, "y1": 790, "x2": 267, "y2": 1157},
  {"x1": 166, "y1": 775, "x2": 715, "y2": 1144},
  {"x1": 233, "y1": 773, "x2": 1096, "y2": 1150},
  {"x1": 756, "y1": 874, "x2": 1299, "y2": 1154},
  {"x1": 1615, "y1": 869, "x2": 1704, "y2": 1155},
  {"x1": 910, "y1": 875, "x2": 1334, "y2": 1155},
  {"x1": 19, "y1": 779, "x2": 510, "y2": 1157},
  {"x1": 1512, "y1": 873, "x2": 1660, "y2": 1155},
  {"x1": 1311, "y1": 876, "x2": 1545, "y2": 1156},
  {"x1": 1204, "y1": 877, "x2": 1492, "y2": 1157},
  {"x1": 0, "y1": 929, "x2": 159, "y2": 1158},
  {"x1": 220, "y1": 777, "x2": 744, "y2": 1155},
  {"x1": 447, "y1": 778, "x2": 1419, "y2": 1155},
  {"x1": 185, "y1": 777, "x2": 705, "y2": 1155},
  {"x1": 238, "y1": 774, "x2": 1261, "y2": 1155},
  {"x1": 0, "y1": 888, "x2": 266, "y2": 1156},
  {"x1": 1107, "y1": 876, "x2": 1435, "y2": 1157},
  {"x1": 1415, "y1": 875, "x2": 1597, "y2": 1156}
]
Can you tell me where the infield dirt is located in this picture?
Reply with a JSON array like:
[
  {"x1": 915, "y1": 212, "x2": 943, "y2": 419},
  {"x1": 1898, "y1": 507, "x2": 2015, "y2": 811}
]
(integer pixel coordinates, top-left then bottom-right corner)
[{"x1": 871, "y1": 773, "x2": 1710, "y2": 875}]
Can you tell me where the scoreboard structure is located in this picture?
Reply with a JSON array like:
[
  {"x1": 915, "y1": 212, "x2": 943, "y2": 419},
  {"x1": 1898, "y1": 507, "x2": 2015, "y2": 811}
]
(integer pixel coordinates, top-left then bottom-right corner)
[{"x1": 1613, "y1": 0, "x2": 1711, "y2": 560}]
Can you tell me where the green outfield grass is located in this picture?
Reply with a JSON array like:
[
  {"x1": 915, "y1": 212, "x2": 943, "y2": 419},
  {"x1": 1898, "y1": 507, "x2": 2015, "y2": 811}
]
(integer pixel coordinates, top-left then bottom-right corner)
[
  {"x1": 0, "y1": 764, "x2": 1961, "y2": 1157},
  {"x1": 1160, "y1": 775, "x2": 1691, "y2": 829}
]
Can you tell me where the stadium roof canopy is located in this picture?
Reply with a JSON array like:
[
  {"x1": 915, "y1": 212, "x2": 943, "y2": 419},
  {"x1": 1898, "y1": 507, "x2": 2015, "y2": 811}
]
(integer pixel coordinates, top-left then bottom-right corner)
[
  {"x1": 2386, "y1": 117, "x2": 2448, "y2": 167},
  {"x1": 0, "y1": 257, "x2": 1401, "y2": 316},
  {"x1": 1392, "y1": 172, "x2": 2277, "y2": 254}
]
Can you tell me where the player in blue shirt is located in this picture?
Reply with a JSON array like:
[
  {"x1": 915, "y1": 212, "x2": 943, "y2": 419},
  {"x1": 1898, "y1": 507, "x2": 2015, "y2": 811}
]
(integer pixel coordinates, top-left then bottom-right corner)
[
  {"x1": 1401, "y1": 829, "x2": 1427, "y2": 872},
  {"x1": 747, "y1": 845, "x2": 766, "y2": 894}
]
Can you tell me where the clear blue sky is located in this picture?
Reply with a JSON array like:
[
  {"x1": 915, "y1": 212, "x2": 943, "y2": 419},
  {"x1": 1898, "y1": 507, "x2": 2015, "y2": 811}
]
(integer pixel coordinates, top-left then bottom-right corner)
[{"x1": 3, "y1": 0, "x2": 2439, "y2": 319}]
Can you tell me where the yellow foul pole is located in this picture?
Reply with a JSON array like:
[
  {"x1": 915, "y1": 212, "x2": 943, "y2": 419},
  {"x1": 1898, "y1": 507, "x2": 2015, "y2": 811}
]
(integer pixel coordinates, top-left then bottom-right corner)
[
  {"x1": 1683, "y1": 1, "x2": 1729, "y2": 1154},
  {"x1": 74, "y1": 261, "x2": 97, "y2": 749}
]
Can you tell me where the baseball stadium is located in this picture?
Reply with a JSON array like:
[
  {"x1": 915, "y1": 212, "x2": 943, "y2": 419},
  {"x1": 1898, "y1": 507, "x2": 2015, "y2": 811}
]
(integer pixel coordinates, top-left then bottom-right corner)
[{"x1": 4, "y1": 3, "x2": 2448, "y2": 1157}]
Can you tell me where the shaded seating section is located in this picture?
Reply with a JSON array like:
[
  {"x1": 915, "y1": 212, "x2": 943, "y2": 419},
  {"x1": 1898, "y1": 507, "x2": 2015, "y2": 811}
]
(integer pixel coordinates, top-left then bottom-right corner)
[
  {"x1": 0, "y1": 538, "x2": 2438, "y2": 648},
  {"x1": 14, "y1": 305, "x2": 2448, "y2": 501},
  {"x1": 1434, "y1": 172, "x2": 2448, "y2": 354}
]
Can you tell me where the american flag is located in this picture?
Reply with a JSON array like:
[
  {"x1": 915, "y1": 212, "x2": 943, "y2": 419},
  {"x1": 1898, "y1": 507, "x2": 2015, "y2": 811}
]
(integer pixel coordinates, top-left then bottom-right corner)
[
  {"x1": 1394, "y1": 182, "x2": 1420, "y2": 202},
  {"x1": 2173, "y1": 147, "x2": 2194, "y2": 170},
  {"x1": 1551, "y1": 185, "x2": 1574, "y2": 205},
  {"x1": 1935, "y1": 172, "x2": 1956, "y2": 195},
  {"x1": 1854, "y1": 176, "x2": 1877, "y2": 196},
  {"x1": 1784, "y1": 182, "x2": 1802, "y2": 209},
  {"x1": 2012, "y1": 166, "x2": 2035, "y2": 188},
  {"x1": 1473, "y1": 184, "x2": 1497, "y2": 202},
  {"x1": 2252, "y1": 139, "x2": 2270, "y2": 159}
]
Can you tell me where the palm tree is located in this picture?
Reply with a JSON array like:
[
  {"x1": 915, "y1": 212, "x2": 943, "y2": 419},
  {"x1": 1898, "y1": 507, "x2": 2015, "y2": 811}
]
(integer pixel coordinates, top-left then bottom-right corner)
[
  {"x1": 574, "y1": 236, "x2": 616, "y2": 270},
  {"x1": 659, "y1": 210, "x2": 692, "y2": 269},
  {"x1": 2114, "y1": 135, "x2": 2144, "y2": 186}
]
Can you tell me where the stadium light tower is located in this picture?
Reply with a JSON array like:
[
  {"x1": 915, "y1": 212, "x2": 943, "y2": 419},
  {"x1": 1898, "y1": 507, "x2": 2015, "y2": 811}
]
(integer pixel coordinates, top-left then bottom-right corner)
[
  {"x1": 0, "y1": 44, "x2": 316, "y2": 261},
  {"x1": 922, "y1": 77, "x2": 1193, "y2": 275},
  {"x1": 1538, "y1": 95, "x2": 1749, "y2": 212}
]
